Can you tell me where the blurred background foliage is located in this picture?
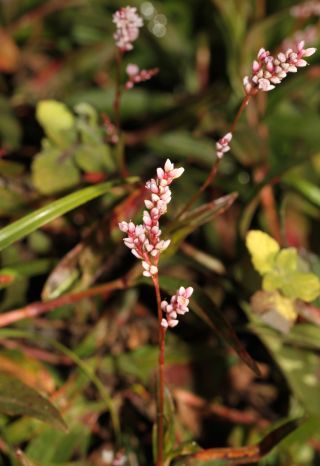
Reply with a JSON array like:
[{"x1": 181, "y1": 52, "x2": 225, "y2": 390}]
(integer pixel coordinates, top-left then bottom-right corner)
[{"x1": 1, "y1": 0, "x2": 320, "y2": 465}]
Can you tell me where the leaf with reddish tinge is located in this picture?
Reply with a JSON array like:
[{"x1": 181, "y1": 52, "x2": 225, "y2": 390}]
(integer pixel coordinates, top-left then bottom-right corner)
[
  {"x1": 0, "y1": 29, "x2": 20, "y2": 72},
  {"x1": 166, "y1": 193, "x2": 238, "y2": 255},
  {"x1": 174, "y1": 418, "x2": 301, "y2": 465},
  {"x1": 158, "y1": 276, "x2": 260, "y2": 376},
  {"x1": 0, "y1": 371, "x2": 67, "y2": 431}
]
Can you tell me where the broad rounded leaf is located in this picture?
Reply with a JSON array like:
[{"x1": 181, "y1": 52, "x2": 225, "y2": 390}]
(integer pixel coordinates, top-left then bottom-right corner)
[
  {"x1": 0, "y1": 371, "x2": 67, "y2": 431},
  {"x1": 276, "y1": 248, "x2": 298, "y2": 273},
  {"x1": 37, "y1": 100, "x2": 74, "y2": 134},
  {"x1": 32, "y1": 149, "x2": 80, "y2": 194},
  {"x1": 263, "y1": 272, "x2": 284, "y2": 292},
  {"x1": 74, "y1": 144, "x2": 113, "y2": 173},
  {"x1": 36, "y1": 100, "x2": 75, "y2": 147},
  {"x1": 281, "y1": 272, "x2": 320, "y2": 302},
  {"x1": 246, "y1": 230, "x2": 280, "y2": 274}
]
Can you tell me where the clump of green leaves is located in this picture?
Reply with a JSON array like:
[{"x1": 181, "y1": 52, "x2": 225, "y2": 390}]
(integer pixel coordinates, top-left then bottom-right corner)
[
  {"x1": 246, "y1": 230, "x2": 320, "y2": 332},
  {"x1": 32, "y1": 100, "x2": 114, "y2": 194}
]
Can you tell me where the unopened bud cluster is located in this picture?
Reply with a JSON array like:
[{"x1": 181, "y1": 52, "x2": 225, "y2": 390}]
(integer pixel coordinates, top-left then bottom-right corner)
[
  {"x1": 102, "y1": 114, "x2": 119, "y2": 144},
  {"x1": 125, "y1": 64, "x2": 159, "y2": 89},
  {"x1": 281, "y1": 25, "x2": 318, "y2": 52},
  {"x1": 119, "y1": 159, "x2": 184, "y2": 278},
  {"x1": 291, "y1": 1, "x2": 320, "y2": 18},
  {"x1": 216, "y1": 132, "x2": 232, "y2": 159},
  {"x1": 161, "y1": 286, "x2": 193, "y2": 328},
  {"x1": 113, "y1": 6, "x2": 143, "y2": 52},
  {"x1": 243, "y1": 41, "x2": 316, "y2": 94}
]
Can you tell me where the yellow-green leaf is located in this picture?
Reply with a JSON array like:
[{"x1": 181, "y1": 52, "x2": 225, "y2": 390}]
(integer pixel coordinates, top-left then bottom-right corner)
[
  {"x1": 246, "y1": 230, "x2": 280, "y2": 274},
  {"x1": 276, "y1": 248, "x2": 298, "y2": 273},
  {"x1": 32, "y1": 149, "x2": 80, "y2": 194},
  {"x1": 37, "y1": 100, "x2": 74, "y2": 133},
  {"x1": 282, "y1": 273, "x2": 320, "y2": 302},
  {"x1": 36, "y1": 100, "x2": 75, "y2": 147},
  {"x1": 263, "y1": 272, "x2": 284, "y2": 292}
]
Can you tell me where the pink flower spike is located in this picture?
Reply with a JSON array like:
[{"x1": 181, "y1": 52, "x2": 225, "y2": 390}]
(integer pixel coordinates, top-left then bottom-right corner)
[
  {"x1": 291, "y1": 2, "x2": 320, "y2": 18},
  {"x1": 119, "y1": 159, "x2": 185, "y2": 282},
  {"x1": 113, "y1": 6, "x2": 143, "y2": 52},
  {"x1": 244, "y1": 40, "x2": 317, "y2": 95}
]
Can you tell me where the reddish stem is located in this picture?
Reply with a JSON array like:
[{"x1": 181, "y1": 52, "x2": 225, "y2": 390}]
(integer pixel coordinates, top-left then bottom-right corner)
[
  {"x1": 0, "y1": 278, "x2": 127, "y2": 328},
  {"x1": 113, "y1": 49, "x2": 128, "y2": 177},
  {"x1": 176, "y1": 94, "x2": 251, "y2": 219},
  {"x1": 152, "y1": 274, "x2": 166, "y2": 466}
]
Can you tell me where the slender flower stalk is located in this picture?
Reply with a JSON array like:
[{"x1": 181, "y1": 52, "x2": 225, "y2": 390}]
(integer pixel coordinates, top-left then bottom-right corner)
[
  {"x1": 112, "y1": 6, "x2": 144, "y2": 177},
  {"x1": 119, "y1": 160, "x2": 192, "y2": 466},
  {"x1": 176, "y1": 41, "x2": 316, "y2": 220}
]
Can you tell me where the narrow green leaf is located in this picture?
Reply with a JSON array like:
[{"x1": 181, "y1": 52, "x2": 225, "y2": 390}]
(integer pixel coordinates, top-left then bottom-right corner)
[
  {"x1": 0, "y1": 180, "x2": 135, "y2": 251},
  {"x1": 0, "y1": 371, "x2": 67, "y2": 431},
  {"x1": 284, "y1": 175, "x2": 320, "y2": 208}
]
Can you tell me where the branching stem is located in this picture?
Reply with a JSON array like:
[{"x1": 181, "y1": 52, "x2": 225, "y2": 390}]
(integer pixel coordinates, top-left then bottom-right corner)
[{"x1": 176, "y1": 94, "x2": 251, "y2": 219}]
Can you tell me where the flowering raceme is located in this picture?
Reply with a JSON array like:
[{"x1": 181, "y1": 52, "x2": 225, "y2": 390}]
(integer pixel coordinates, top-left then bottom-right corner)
[
  {"x1": 291, "y1": 1, "x2": 320, "y2": 18},
  {"x1": 243, "y1": 41, "x2": 316, "y2": 95},
  {"x1": 113, "y1": 6, "x2": 143, "y2": 52},
  {"x1": 119, "y1": 159, "x2": 193, "y2": 328},
  {"x1": 119, "y1": 159, "x2": 184, "y2": 277}
]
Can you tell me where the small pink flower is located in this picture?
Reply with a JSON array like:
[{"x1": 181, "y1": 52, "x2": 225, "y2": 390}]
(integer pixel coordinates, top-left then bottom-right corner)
[
  {"x1": 243, "y1": 41, "x2": 316, "y2": 95},
  {"x1": 113, "y1": 6, "x2": 143, "y2": 52}
]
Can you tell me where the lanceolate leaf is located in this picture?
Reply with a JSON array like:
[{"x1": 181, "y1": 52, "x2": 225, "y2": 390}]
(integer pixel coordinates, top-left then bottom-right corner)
[
  {"x1": 158, "y1": 276, "x2": 260, "y2": 376},
  {"x1": 0, "y1": 179, "x2": 137, "y2": 251},
  {"x1": 0, "y1": 371, "x2": 67, "y2": 431},
  {"x1": 166, "y1": 193, "x2": 238, "y2": 255}
]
